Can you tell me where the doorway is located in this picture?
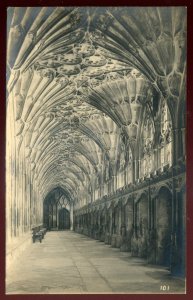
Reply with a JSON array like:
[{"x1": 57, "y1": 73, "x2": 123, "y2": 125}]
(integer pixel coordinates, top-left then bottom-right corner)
[
  {"x1": 43, "y1": 187, "x2": 71, "y2": 230},
  {"x1": 155, "y1": 187, "x2": 172, "y2": 267},
  {"x1": 58, "y1": 208, "x2": 70, "y2": 230}
]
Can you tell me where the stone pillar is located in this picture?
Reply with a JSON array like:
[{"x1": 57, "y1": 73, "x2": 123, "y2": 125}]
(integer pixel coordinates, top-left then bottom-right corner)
[
  {"x1": 111, "y1": 204, "x2": 116, "y2": 248},
  {"x1": 147, "y1": 195, "x2": 157, "y2": 264},
  {"x1": 154, "y1": 148, "x2": 158, "y2": 172},
  {"x1": 124, "y1": 169, "x2": 126, "y2": 186},
  {"x1": 176, "y1": 186, "x2": 186, "y2": 276},
  {"x1": 131, "y1": 196, "x2": 138, "y2": 256},
  {"x1": 138, "y1": 159, "x2": 141, "y2": 179},
  {"x1": 114, "y1": 175, "x2": 117, "y2": 192},
  {"x1": 170, "y1": 178, "x2": 185, "y2": 276},
  {"x1": 181, "y1": 128, "x2": 185, "y2": 157},
  {"x1": 70, "y1": 205, "x2": 73, "y2": 230},
  {"x1": 132, "y1": 160, "x2": 135, "y2": 183},
  {"x1": 100, "y1": 184, "x2": 104, "y2": 198},
  {"x1": 57, "y1": 206, "x2": 60, "y2": 229},
  {"x1": 120, "y1": 202, "x2": 128, "y2": 252},
  {"x1": 172, "y1": 128, "x2": 179, "y2": 166}
]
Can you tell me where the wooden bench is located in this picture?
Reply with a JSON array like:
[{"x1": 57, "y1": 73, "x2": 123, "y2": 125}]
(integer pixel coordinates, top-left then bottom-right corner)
[{"x1": 32, "y1": 225, "x2": 47, "y2": 243}]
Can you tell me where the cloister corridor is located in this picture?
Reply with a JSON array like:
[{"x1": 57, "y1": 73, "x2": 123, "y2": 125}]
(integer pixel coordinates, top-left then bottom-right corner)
[{"x1": 6, "y1": 6, "x2": 187, "y2": 295}]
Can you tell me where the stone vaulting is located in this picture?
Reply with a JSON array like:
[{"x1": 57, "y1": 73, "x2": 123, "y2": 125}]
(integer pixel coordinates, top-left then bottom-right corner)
[{"x1": 6, "y1": 7, "x2": 186, "y2": 293}]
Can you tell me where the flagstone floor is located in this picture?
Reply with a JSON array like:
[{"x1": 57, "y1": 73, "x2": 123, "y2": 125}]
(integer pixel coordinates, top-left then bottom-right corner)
[{"x1": 6, "y1": 231, "x2": 185, "y2": 294}]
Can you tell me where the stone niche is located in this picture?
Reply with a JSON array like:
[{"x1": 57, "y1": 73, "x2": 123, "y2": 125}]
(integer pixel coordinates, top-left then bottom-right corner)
[
  {"x1": 136, "y1": 194, "x2": 148, "y2": 258},
  {"x1": 99, "y1": 208, "x2": 106, "y2": 242},
  {"x1": 155, "y1": 187, "x2": 172, "y2": 267},
  {"x1": 174, "y1": 186, "x2": 186, "y2": 276},
  {"x1": 111, "y1": 203, "x2": 122, "y2": 248},
  {"x1": 104, "y1": 207, "x2": 112, "y2": 245},
  {"x1": 120, "y1": 199, "x2": 133, "y2": 252}
]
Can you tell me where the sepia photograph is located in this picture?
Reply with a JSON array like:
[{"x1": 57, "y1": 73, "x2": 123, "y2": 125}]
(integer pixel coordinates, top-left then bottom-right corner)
[{"x1": 5, "y1": 6, "x2": 186, "y2": 294}]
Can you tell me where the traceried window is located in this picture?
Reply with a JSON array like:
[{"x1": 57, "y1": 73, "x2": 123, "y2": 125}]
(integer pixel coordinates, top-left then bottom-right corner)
[
  {"x1": 126, "y1": 146, "x2": 133, "y2": 184},
  {"x1": 117, "y1": 139, "x2": 126, "y2": 189},
  {"x1": 159, "y1": 101, "x2": 172, "y2": 168},
  {"x1": 140, "y1": 110, "x2": 155, "y2": 178}
]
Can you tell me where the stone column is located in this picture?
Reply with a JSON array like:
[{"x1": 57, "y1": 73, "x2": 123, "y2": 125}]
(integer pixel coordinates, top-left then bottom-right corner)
[
  {"x1": 134, "y1": 160, "x2": 138, "y2": 181},
  {"x1": 172, "y1": 128, "x2": 179, "y2": 166},
  {"x1": 132, "y1": 160, "x2": 135, "y2": 183},
  {"x1": 181, "y1": 128, "x2": 185, "y2": 157},
  {"x1": 154, "y1": 148, "x2": 158, "y2": 171},
  {"x1": 147, "y1": 195, "x2": 157, "y2": 264},
  {"x1": 56, "y1": 204, "x2": 59, "y2": 229},
  {"x1": 170, "y1": 177, "x2": 185, "y2": 276},
  {"x1": 138, "y1": 159, "x2": 141, "y2": 179},
  {"x1": 70, "y1": 205, "x2": 73, "y2": 230}
]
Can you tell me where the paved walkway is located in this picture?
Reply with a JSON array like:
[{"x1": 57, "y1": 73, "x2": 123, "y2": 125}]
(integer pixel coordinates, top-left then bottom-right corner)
[{"x1": 6, "y1": 231, "x2": 185, "y2": 294}]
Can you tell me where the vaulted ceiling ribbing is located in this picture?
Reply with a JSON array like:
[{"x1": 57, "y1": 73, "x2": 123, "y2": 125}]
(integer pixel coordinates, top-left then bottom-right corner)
[{"x1": 7, "y1": 7, "x2": 186, "y2": 205}]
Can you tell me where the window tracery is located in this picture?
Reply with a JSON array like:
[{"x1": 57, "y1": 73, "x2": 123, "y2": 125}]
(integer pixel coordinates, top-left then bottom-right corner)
[
  {"x1": 125, "y1": 146, "x2": 133, "y2": 184},
  {"x1": 140, "y1": 110, "x2": 155, "y2": 177},
  {"x1": 159, "y1": 101, "x2": 172, "y2": 168}
]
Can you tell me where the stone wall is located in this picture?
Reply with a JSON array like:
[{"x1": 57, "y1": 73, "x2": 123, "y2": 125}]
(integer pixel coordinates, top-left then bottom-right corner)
[{"x1": 74, "y1": 166, "x2": 185, "y2": 277}]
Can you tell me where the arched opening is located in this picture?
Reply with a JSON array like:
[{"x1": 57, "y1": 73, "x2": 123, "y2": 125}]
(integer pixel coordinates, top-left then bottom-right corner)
[
  {"x1": 93, "y1": 210, "x2": 99, "y2": 239},
  {"x1": 136, "y1": 194, "x2": 148, "y2": 258},
  {"x1": 176, "y1": 186, "x2": 186, "y2": 276},
  {"x1": 99, "y1": 207, "x2": 106, "y2": 242},
  {"x1": 43, "y1": 187, "x2": 71, "y2": 231},
  {"x1": 111, "y1": 202, "x2": 122, "y2": 248},
  {"x1": 155, "y1": 187, "x2": 172, "y2": 267},
  {"x1": 124, "y1": 199, "x2": 133, "y2": 251},
  {"x1": 58, "y1": 208, "x2": 70, "y2": 230},
  {"x1": 105, "y1": 205, "x2": 112, "y2": 245}
]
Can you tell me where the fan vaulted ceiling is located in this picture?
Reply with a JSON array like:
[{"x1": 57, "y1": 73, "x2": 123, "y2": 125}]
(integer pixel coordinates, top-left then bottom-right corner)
[{"x1": 7, "y1": 7, "x2": 186, "y2": 205}]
